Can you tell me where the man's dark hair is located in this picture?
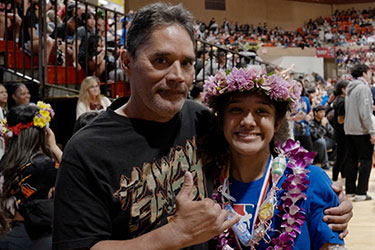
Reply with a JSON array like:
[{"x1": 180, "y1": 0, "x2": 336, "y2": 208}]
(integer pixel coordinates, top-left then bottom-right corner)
[
  {"x1": 126, "y1": 2, "x2": 195, "y2": 58},
  {"x1": 351, "y1": 64, "x2": 369, "y2": 79}
]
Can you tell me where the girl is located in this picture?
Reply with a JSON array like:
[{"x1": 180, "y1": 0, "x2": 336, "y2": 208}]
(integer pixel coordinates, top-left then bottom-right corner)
[
  {"x1": 0, "y1": 102, "x2": 61, "y2": 250},
  {"x1": 203, "y1": 68, "x2": 346, "y2": 250}
]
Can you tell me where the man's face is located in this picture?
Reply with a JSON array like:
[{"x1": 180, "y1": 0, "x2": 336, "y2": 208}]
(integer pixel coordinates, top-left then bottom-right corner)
[
  {"x1": 364, "y1": 70, "x2": 373, "y2": 85},
  {"x1": 67, "y1": 20, "x2": 76, "y2": 31},
  {"x1": 86, "y1": 15, "x2": 95, "y2": 30},
  {"x1": 124, "y1": 24, "x2": 195, "y2": 122}
]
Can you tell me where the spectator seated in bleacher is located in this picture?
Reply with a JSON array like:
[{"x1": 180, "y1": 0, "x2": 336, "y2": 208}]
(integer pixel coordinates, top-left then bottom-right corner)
[
  {"x1": 8, "y1": 83, "x2": 31, "y2": 110},
  {"x1": 20, "y1": 0, "x2": 56, "y2": 63},
  {"x1": 0, "y1": 0, "x2": 21, "y2": 42},
  {"x1": 309, "y1": 105, "x2": 336, "y2": 170},
  {"x1": 76, "y1": 76, "x2": 111, "y2": 119}
]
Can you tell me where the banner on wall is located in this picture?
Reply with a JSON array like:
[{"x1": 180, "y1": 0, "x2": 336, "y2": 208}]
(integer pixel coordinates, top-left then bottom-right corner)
[{"x1": 316, "y1": 47, "x2": 335, "y2": 58}]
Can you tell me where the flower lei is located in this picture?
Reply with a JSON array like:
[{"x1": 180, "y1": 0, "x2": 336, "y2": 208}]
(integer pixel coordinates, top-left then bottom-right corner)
[
  {"x1": 212, "y1": 139, "x2": 315, "y2": 250},
  {"x1": 203, "y1": 67, "x2": 302, "y2": 112},
  {"x1": 0, "y1": 101, "x2": 55, "y2": 138}
]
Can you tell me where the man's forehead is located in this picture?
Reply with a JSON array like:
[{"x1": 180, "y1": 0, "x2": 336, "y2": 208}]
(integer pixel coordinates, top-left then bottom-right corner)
[{"x1": 138, "y1": 25, "x2": 195, "y2": 56}]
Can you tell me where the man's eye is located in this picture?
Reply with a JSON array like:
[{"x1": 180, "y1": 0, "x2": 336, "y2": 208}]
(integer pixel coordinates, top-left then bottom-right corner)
[
  {"x1": 182, "y1": 60, "x2": 194, "y2": 67},
  {"x1": 155, "y1": 58, "x2": 167, "y2": 64}
]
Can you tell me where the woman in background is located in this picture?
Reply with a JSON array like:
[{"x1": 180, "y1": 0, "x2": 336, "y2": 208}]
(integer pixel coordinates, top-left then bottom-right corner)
[
  {"x1": 8, "y1": 83, "x2": 31, "y2": 110},
  {"x1": 332, "y1": 80, "x2": 349, "y2": 182},
  {"x1": 76, "y1": 76, "x2": 111, "y2": 119}
]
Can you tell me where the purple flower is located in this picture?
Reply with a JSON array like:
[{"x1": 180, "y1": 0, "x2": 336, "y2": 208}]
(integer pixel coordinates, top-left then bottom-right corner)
[{"x1": 269, "y1": 75, "x2": 290, "y2": 101}]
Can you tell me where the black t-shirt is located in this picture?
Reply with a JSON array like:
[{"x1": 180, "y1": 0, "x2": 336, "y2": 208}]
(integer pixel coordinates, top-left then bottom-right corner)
[
  {"x1": 332, "y1": 95, "x2": 345, "y2": 135},
  {"x1": 53, "y1": 100, "x2": 216, "y2": 250}
]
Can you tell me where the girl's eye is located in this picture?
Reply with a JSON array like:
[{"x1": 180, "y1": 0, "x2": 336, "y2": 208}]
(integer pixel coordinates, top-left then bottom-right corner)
[
  {"x1": 228, "y1": 107, "x2": 242, "y2": 113},
  {"x1": 256, "y1": 108, "x2": 269, "y2": 114}
]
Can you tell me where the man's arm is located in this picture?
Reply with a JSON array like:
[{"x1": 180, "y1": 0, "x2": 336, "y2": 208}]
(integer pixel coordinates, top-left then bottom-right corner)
[
  {"x1": 324, "y1": 182, "x2": 353, "y2": 239},
  {"x1": 91, "y1": 172, "x2": 239, "y2": 250}
]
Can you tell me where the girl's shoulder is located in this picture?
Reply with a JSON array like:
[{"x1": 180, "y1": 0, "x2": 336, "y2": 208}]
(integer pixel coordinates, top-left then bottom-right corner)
[{"x1": 306, "y1": 164, "x2": 333, "y2": 189}]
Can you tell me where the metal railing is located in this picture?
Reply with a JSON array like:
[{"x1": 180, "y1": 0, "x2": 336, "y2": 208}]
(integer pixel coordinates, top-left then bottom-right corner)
[{"x1": 0, "y1": 0, "x2": 128, "y2": 98}]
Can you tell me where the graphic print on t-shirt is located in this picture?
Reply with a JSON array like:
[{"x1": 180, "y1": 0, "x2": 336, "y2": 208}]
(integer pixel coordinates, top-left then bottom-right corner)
[
  {"x1": 113, "y1": 137, "x2": 207, "y2": 233},
  {"x1": 233, "y1": 203, "x2": 255, "y2": 232}
]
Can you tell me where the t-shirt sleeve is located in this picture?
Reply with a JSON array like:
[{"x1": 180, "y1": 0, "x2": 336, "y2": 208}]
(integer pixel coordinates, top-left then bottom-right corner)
[
  {"x1": 52, "y1": 139, "x2": 112, "y2": 250},
  {"x1": 306, "y1": 165, "x2": 345, "y2": 250}
]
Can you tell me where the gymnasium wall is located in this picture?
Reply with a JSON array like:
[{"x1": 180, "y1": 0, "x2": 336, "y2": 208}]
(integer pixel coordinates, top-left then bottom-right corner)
[
  {"x1": 125, "y1": 0, "x2": 332, "y2": 31},
  {"x1": 333, "y1": 2, "x2": 375, "y2": 11}
]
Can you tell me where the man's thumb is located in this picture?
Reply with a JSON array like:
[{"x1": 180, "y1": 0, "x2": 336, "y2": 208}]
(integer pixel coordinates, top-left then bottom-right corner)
[{"x1": 177, "y1": 171, "x2": 194, "y2": 200}]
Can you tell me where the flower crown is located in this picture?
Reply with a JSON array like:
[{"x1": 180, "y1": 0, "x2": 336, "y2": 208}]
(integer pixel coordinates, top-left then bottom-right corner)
[
  {"x1": 0, "y1": 101, "x2": 55, "y2": 138},
  {"x1": 203, "y1": 67, "x2": 302, "y2": 112}
]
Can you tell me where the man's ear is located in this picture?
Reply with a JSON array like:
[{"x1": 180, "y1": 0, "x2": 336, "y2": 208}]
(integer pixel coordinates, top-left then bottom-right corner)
[{"x1": 120, "y1": 50, "x2": 132, "y2": 75}]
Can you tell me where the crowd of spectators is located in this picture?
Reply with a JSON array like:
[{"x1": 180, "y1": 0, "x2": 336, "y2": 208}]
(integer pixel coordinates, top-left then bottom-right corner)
[
  {"x1": 194, "y1": 7, "x2": 375, "y2": 51},
  {"x1": 336, "y1": 45, "x2": 375, "y2": 75},
  {"x1": 1, "y1": 0, "x2": 128, "y2": 83}
]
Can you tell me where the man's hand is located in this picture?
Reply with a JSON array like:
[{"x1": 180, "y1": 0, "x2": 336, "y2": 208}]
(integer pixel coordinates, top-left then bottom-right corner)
[
  {"x1": 323, "y1": 182, "x2": 353, "y2": 239},
  {"x1": 321, "y1": 117, "x2": 329, "y2": 127},
  {"x1": 170, "y1": 172, "x2": 240, "y2": 247},
  {"x1": 370, "y1": 135, "x2": 375, "y2": 144}
]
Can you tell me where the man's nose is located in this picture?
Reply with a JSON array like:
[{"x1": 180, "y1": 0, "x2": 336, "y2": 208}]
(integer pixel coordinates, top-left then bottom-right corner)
[{"x1": 166, "y1": 61, "x2": 184, "y2": 84}]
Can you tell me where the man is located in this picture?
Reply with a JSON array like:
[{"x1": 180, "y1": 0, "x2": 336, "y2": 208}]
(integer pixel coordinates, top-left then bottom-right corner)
[
  {"x1": 309, "y1": 105, "x2": 335, "y2": 170},
  {"x1": 344, "y1": 64, "x2": 375, "y2": 201},
  {"x1": 53, "y1": 3, "x2": 352, "y2": 250}
]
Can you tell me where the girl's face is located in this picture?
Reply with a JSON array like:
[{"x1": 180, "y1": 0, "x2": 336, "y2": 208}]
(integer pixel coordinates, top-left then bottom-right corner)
[
  {"x1": 87, "y1": 82, "x2": 100, "y2": 98},
  {"x1": 222, "y1": 93, "x2": 278, "y2": 158}
]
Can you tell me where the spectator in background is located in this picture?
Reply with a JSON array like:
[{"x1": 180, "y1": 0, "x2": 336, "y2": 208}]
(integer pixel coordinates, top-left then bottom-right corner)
[
  {"x1": 332, "y1": 80, "x2": 349, "y2": 181},
  {"x1": 0, "y1": 84, "x2": 7, "y2": 159},
  {"x1": 309, "y1": 105, "x2": 335, "y2": 170},
  {"x1": 0, "y1": 103, "x2": 60, "y2": 250},
  {"x1": 196, "y1": 50, "x2": 228, "y2": 81},
  {"x1": 72, "y1": 111, "x2": 99, "y2": 134},
  {"x1": 291, "y1": 80, "x2": 313, "y2": 151},
  {"x1": 189, "y1": 82, "x2": 204, "y2": 104},
  {"x1": 76, "y1": 76, "x2": 111, "y2": 119},
  {"x1": 0, "y1": 0, "x2": 22, "y2": 42},
  {"x1": 0, "y1": 84, "x2": 8, "y2": 120},
  {"x1": 8, "y1": 83, "x2": 31, "y2": 109},
  {"x1": 77, "y1": 11, "x2": 96, "y2": 72},
  {"x1": 20, "y1": 0, "x2": 55, "y2": 62},
  {"x1": 344, "y1": 64, "x2": 374, "y2": 201}
]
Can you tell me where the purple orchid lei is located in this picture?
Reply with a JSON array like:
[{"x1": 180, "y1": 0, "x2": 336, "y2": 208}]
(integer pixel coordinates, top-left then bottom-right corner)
[
  {"x1": 203, "y1": 68, "x2": 302, "y2": 113},
  {"x1": 212, "y1": 139, "x2": 315, "y2": 250}
]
